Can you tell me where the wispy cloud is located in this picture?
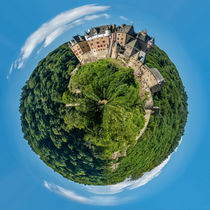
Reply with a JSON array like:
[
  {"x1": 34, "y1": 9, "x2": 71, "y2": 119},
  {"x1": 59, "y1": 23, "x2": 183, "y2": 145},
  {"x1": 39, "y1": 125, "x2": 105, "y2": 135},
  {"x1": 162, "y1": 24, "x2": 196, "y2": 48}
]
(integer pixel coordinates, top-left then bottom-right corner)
[
  {"x1": 43, "y1": 154, "x2": 171, "y2": 205},
  {"x1": 43, "y1": 13, "x2": 110, "y2": 48},
  {"x1": 128, "y1": 155, "x2": 171, "y2": 189},
  {"x1": 44, "y1": 181, "x2": 130, "y2": 206},
  {"x1": 7, "y1": 4, "x2": 110, "y2": 79},
  {"x1": 120, "y1": 16, "x2": 128, "y2": 21},
  {"x1": 44, "y1": 138, "x2": 183, "y2": 205},
  {"x1": 86, "y1": 155, "x2": 171, "y2": 194},
  {"x1": 86, "y1": 180, "x2": 133, "y2": 195},
  {"x1": 84, "y1": 13, "x2": 110, "y2": 21}
]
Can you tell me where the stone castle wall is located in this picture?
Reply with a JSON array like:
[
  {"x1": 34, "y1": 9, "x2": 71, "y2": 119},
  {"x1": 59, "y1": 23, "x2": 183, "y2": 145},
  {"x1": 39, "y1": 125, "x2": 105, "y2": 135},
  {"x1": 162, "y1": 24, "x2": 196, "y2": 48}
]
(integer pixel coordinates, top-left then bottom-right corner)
[{"x1": 68, "y1": 24, "x2": 164, "y2": 94}]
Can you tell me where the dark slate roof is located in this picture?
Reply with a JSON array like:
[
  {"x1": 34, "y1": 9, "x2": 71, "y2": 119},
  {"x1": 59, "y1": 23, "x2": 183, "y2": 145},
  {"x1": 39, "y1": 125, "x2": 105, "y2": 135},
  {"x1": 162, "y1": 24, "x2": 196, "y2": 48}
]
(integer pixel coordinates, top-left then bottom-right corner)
[
  {"x1": 116, "y1": 25, "x2": 135, "y2": 35},
  {"x1": 138, "y1": 41, "x2": 147, "y2": 52},
  {"x1": 126, "y1": 39, "x2": 141, "y2": 51},
  {"x1": 149, "y1": 68, "x2": 165, "y2": 83},
  {"x1": 87, "y1": 25, "x2": 111, "y2": 37},
  {"x1": 137, "y1": 32, "x2": 151, "y2": 42},
  {"x1": 72, "y1": 35, "x2": 86, "y2": 42}
]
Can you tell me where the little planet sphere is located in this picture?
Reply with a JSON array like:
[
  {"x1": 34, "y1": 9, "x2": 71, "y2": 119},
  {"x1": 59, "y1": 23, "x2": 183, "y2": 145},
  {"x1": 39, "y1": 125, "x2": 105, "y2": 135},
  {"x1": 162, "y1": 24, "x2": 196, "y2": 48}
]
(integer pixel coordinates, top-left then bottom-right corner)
[{"x1": 20, "y1": 24, "x2": 188, "y2": 185}]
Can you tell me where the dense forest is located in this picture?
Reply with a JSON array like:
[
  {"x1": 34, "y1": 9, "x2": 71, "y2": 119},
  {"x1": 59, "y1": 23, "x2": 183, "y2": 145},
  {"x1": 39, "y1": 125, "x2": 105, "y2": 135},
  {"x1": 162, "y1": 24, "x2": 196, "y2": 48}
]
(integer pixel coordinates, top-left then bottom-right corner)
[{"x1": 19, "y1": 43, "x2": 188, "y2": 185}]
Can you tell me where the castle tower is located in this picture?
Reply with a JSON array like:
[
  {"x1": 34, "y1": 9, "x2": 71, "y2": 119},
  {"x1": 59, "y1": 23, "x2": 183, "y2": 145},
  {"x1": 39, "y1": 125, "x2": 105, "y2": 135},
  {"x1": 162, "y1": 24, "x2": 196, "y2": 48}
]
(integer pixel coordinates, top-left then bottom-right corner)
[
  {"x1": 111, "y1": 42, "x2": 119, "y2": 59},
  {"x1": 147, "y1": 37, "x2": 154, "y2": 49},
  {"x1": 134, "y1": 51, "x2": 140, "y2": 61},
  {"x1": 112, "y1": 24, "x2": 116, "y2": 31},
  {"x1": 141, "y1": 29, "x2": 147, "y2": 37}
]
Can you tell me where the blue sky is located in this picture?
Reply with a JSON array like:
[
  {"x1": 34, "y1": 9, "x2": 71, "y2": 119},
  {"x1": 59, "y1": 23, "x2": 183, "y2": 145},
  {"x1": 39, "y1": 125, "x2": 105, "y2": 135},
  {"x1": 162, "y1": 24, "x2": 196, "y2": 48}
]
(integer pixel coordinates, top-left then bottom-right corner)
[{"x1": 0, "y1": 0, "x2": 210, "y2": 209}]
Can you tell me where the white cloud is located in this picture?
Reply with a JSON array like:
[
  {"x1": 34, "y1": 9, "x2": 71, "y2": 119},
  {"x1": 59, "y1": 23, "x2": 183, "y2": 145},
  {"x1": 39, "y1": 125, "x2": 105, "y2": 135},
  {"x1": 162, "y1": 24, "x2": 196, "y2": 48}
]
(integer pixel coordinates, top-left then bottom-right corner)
[
  {"x1": 7, "y1": 4, "x2": 110, "y2": 79},
  {"x1": 85, "y1": 155, "x2": 171, "y2": 194},
  {"x1": 44, "y1": 140, "x2": 183, "y2": 205},
  {"x1": 120, "y1": 16, "x2": 128, "y2": 21},
  {"x1": 103, "y1": 13, "x2": 110, "y2": 19},
  {"x1": 43, "y1": 181, "x2": 128, "y2": 206},
  {"x1": 44, "y1": 180, "x2": 51, "y2": 190},
  {"x1": 43, "y1": 27, "x2": 66, "y2": 47},
  {"x1": 84, "y1": 13, "x2": 110, "y2": 21},
  {"x1": 43, "y1": 154, "x2": 171, "y2": 205},
  {"x1": 43, "y1": 13, "x2": 110, "y2": 48},
  {"x1": 128, "y1": 155, "x2": 171, "y2": 189},
  {"x1": 86, "y1": 180, "x2": 132, "y2": 194}
]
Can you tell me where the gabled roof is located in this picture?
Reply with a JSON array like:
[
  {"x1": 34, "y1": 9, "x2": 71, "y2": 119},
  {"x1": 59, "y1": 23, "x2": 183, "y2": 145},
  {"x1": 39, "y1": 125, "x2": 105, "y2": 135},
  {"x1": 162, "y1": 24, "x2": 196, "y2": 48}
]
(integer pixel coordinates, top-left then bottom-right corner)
[
  {"x1": 72, "y1": 35, "x2": 86, "y2": 43},
  {"x1": 117, "y1": 25, "x2": 135, "y2": 35},
  {"x1": 87, "y1": 25, "x2": 111, "y2": 37}
]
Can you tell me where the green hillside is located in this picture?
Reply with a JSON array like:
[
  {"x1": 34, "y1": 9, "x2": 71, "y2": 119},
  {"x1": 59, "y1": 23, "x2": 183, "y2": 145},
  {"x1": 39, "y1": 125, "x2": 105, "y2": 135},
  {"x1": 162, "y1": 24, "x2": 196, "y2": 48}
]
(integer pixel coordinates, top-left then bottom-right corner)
[{"x1": 19, "y1": 43, "x2": 188, "y2": 185}]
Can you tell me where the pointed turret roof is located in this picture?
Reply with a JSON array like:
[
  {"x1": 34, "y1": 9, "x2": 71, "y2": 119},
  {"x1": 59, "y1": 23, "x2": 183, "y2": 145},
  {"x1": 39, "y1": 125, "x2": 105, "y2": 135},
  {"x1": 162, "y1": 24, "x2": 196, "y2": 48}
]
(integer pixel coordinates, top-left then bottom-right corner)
[{"x1": 72, "y1": 35, "x2": 86, "y2": 43}]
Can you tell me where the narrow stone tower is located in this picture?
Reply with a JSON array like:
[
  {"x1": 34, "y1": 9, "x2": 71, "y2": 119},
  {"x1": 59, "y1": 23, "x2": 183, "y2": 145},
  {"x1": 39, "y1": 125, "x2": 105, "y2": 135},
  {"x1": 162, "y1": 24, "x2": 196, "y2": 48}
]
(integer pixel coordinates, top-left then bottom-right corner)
[
  {"x1": 134, "y1": 51, "x2": 140, "y2": 60},
  {"x1": 111, "y1": 42, "x2": 119, "y2": 59}
]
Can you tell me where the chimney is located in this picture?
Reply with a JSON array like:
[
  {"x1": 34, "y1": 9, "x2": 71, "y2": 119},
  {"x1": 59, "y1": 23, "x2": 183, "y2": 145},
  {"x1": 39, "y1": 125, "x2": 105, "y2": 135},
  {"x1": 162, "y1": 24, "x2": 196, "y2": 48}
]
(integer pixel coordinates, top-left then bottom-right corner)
[
  {"x1": 112, "y1": 24, "x2": 116, "y2": 31},
  {"x1": 134, "y1": 51, "x2": 140, "y2": 61},
  {"x1": 69, "y1": 40, "x2": 74, "y2": 46}
]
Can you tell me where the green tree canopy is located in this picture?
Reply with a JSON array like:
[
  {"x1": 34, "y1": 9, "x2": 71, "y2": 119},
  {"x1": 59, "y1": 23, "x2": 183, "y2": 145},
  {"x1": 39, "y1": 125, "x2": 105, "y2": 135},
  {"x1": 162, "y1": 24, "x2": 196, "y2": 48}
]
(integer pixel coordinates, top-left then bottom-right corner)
[
  {"x1": 63, "y1": 59, "x2": 145, "y2": 158},
  {"x1": 19, "y1": 43, "x2": 188, "y2": 185}
]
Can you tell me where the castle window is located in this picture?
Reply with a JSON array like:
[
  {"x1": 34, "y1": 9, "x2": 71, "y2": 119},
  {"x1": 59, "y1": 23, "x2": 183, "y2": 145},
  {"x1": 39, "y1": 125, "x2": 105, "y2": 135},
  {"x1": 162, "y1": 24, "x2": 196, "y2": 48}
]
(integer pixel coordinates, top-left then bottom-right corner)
[
  {"x1": 97, "y1": 41, "x2": 99, "y2": 44},
  {"x1": 91, "y1": 43, "x2": 93, "y2": 45},
  {"x1": 101, "y1": 45, "x2": 103, "y2": 47},
  {"x1": 121, "y1": 38, "x2": 123, "y2": 40},
  {"x1": 103, "y1": 40, "x2": 105, "y2": 43},
  {"x1": 97, "y1": 45, "x2": 100, "y2": 48}
]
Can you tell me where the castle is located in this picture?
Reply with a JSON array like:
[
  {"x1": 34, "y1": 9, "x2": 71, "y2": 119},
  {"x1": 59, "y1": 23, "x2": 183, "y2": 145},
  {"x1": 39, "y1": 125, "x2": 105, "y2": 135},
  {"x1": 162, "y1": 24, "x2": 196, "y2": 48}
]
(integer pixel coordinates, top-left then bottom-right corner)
[{"x1": 68, "y1": 24, "x2": 165, "y2": 94}]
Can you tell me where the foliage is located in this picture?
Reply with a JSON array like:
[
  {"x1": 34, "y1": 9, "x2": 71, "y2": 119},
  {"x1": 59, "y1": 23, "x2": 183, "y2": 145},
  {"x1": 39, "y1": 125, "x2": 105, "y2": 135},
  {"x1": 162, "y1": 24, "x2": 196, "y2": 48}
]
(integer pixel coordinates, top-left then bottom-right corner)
[
  {"x1": 105, "y1": 46, "x2": 188, "y2": 182},
  {"x1": 63, "y1": 59, "x2": 145, "y2": 158},
  {"x1": 19, "y1": 43, "x2": 188, "y2": 185}
]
